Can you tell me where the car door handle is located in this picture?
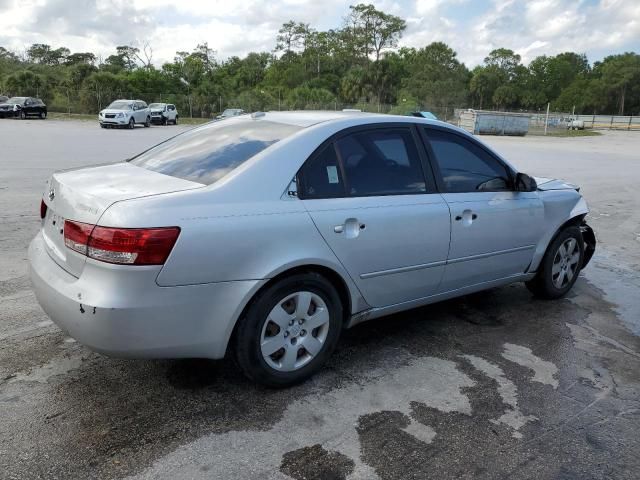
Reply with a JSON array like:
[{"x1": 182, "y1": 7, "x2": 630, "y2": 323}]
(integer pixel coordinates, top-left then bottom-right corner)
[
  {"x1": 334, "y1": 218, "x2": 365, "y2": 238},
  {"x1": 334, "y1": 222, "x2": 366, "y2": 233},
  {"x1": 455, "y1": 210, "x2": 478, "y2": 223}
]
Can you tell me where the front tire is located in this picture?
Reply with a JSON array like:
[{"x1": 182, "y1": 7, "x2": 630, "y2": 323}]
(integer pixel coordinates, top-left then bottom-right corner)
[
  {"x1": 20, "y1": 110, "x2": 26, "y2": 120},
  {"x1": 234, "y1": 273, "x2": 343, "y2": 387},
  {"x1": 526, "y1": 226, "x2": 584, "y2": 299},
  {"x1": 40, "y1": 111, "x2": 47, "y2": 119},
  {"x1": 128, "y1": 118, "x2": 135, "y2": 129}
]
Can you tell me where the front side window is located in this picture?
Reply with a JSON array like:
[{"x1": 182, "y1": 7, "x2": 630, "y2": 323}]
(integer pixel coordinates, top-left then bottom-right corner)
[
  {"x1": 299, "y1": 128, "x2": 428, "y2": 199},
  {"x1": 425, "y1": 129, "x2": 512, "y2": 193},
  {"x1": 130, "y1": 120, "x2": 302, "y2": 185}
]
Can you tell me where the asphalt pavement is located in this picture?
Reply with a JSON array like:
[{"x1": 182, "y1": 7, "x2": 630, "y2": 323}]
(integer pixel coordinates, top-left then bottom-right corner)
[{"x1": 0, "y1": 118, "x2": 639, "y2": 479}]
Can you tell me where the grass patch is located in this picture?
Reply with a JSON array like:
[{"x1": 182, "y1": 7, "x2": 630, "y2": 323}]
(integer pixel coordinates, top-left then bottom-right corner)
[{"x1": 532, "y1": 129, "x2": 602, "y2": 137}]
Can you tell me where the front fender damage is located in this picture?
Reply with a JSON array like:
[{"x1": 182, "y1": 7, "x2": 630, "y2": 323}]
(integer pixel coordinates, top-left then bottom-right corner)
[{"x1": 580, "y1": 223, "x2": 596, "y2": 268}]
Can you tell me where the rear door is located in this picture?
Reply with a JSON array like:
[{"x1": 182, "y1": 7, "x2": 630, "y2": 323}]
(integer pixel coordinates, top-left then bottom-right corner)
[
  {"x1": 24, "y1": 98, "x2": 35, "y2": 116},
  {"x1": 135, "y1": 101, "x2": 146, "y2": 123},
  {"x1": 168, "y1": 105, "x2": 177, "y2": 121},
  {"x1": 420, "y1": 126, "x2": 544, "y2": 292},
  {"x1": 299, "y1": 125, "x2": 451, "y2": 308}
]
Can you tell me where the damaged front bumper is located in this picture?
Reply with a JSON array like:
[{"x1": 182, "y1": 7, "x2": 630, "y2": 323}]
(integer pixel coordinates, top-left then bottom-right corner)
[{"x1": 580, "y1": 222, "x2": 596, "y2": 268}]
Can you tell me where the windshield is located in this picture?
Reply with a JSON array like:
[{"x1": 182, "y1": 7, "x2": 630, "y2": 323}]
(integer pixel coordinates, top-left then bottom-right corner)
[
  {"x1": 107, "y1": 101, "x2": 133, "y2": 110},
  {"x1": 129, "y1": 120, "x2": 301, "y2": 185},
  {"x1": 222, "y1": 109, "x2": 242, "y2": 116},
  {"x1": 7, "y1": 97, "x2": 26, "y2": 104},
  {"x1": 149, "y1": 103, "x2": 165, "y2": 109}
]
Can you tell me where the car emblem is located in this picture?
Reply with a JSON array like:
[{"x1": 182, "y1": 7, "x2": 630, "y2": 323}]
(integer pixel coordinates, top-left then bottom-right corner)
[{"x1": 48, "y1": 188, "x2": 55, "y2": 201}]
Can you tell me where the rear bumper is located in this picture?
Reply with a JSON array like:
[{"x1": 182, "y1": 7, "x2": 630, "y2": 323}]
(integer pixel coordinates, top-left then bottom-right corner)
[{"x1": 28, "y1": 232, "x2": 263, "y2": 359}]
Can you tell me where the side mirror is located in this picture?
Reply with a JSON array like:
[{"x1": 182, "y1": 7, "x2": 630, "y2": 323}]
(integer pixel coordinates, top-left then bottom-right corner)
[{"x1": 516, "y1": 173, "x2": 537, "y2": 192}]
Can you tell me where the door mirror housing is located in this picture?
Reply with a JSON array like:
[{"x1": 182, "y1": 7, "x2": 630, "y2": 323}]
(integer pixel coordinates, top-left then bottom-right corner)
[{"x1": 516, "y1": 173, "x2": 537, "y2": 192}]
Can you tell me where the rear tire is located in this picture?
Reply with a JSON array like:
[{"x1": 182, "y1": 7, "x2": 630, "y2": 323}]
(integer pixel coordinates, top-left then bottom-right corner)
[
  {"x1": 174, "y1": 115, "x2": 178, "y2": 125},
  {"x1": 234, "y1": 273, "x2": 343, "y2": 387},
  {"x1": 526, "y1": 226, "x2": 584, "y2": 299},
  {"x1": 144, "y1": 116, "x2": 151, "y2": 127}
]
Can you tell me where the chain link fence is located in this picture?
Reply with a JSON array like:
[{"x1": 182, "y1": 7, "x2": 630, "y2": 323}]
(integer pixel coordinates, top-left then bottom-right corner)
[{"x1": 36, "y1": 89, "x2": 640, "y2": 134}]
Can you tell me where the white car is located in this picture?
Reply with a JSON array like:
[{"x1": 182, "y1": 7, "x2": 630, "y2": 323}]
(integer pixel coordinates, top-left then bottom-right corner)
[
  {"x1": 99, "y1": 100, "x2": 151, "y2": 129},
  {"x1": 566, "y1": 117, "x2": 585, "y2": 130},
  {"x1": 149, "y1": 103, "x2": 179, "y2": 125}
]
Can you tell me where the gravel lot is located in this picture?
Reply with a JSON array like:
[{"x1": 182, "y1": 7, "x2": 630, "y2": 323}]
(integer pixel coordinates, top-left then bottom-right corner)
[{"x1": 1, "y1": 119, "x2": 639, "y2": 480}]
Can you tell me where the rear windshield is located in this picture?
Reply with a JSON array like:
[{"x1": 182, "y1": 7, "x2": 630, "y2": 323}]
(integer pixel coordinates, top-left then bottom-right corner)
[{"x1": 129, "y1": 120, "x2": 302, "y2": 185}]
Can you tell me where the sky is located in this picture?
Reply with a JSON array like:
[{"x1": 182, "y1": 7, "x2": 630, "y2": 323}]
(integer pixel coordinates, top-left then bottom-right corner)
[{"x1": 0, "y1": 0, "x2": 639, "y2": 67}]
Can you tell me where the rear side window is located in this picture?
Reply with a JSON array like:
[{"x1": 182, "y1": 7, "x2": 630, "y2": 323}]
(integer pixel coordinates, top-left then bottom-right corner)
[
  {"x1": 299, "y1": 144, "x2": 345, "y2": 198},
  {"x1": 130, "y1": 120, "x2": 302, "y2": 185},
  {"x1": 425, "y1": 129, "x2": 512, "y2": 193}
]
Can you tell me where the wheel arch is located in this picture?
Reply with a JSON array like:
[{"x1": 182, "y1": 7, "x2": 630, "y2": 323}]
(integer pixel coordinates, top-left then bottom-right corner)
[
  {"x1": 528, "y1": 213, "x2": 586, "y2": 273},
  {"x1": 224, "y1": 263, "x2": 359, "y2": 358}
]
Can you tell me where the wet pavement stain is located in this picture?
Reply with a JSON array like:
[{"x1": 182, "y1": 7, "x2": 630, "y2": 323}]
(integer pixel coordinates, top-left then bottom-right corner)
[
  {"x1": 165, "y1": 359, "x2": 223, "y2": 390},
  {"x1": 1, "y1": 278, "x2": 639, "y2": 480},
  {"x1": 280, "y1": 444, "x2": 355, "y2": 480}
]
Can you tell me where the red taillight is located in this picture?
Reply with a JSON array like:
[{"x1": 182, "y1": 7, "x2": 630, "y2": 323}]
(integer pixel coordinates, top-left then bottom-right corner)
[
  {"x1": 64, "y1": 220, "x2": 93, "y2": 254},
  {"x1": 63, "y1": 220, "x2": 180, "y2": 265},
  {"x1": 40, "y1": 200, "x2": 48, "y2": 219}
]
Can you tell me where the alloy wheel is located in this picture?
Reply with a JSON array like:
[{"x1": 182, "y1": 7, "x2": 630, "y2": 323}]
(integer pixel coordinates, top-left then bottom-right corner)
[
  {"x1": 552, "y1": 237, "x2": 580, "y2": 289},
  {"x1": 260, "y1": 291, "x2": 330, "y2": 372}
]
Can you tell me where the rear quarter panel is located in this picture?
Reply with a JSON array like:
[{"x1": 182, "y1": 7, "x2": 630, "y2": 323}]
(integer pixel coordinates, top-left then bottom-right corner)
[{"x1": 99, "y1": 191, "x2": 368, "y2": 314}]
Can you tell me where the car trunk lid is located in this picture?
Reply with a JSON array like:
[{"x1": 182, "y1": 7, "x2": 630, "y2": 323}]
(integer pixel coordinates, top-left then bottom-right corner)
[{"x1": 41, "y1": 162, "x2": 204, "y2": 277}]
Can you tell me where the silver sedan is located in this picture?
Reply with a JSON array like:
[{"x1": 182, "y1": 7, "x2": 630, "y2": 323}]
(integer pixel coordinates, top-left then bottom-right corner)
[{"x1": 29, "y1": 111, "x2": 596, "y2": 386}]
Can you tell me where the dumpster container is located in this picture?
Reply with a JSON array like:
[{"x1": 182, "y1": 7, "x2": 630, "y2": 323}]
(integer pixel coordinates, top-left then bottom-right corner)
[{"x1": 459, "y1": 109, "x2": 529, "y2": 136}]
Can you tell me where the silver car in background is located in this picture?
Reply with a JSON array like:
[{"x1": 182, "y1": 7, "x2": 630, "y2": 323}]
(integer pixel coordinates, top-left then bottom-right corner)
[
  {"x1": 99, "y1": 99, "x2": 151, "y2": 129},
  {"x1": 29, "y1": 111, "x2": 596, "y2": 386},
  {"x1": 148, "y1": 102, "x2": 179, "y2": 125},
  {"x1": 216, "y1": 108, "x2": 245, "y2": 119}
]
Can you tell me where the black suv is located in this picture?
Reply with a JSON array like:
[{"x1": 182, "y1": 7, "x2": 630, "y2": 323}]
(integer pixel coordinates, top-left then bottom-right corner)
[{"x1": 0, "y1": 97, "x2": 47, "y2": 119}]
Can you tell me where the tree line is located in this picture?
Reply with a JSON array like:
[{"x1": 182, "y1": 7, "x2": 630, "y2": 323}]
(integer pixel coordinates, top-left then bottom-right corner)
[{"x1": 1, "y1": 3, "x2": 639, "y2": 117}]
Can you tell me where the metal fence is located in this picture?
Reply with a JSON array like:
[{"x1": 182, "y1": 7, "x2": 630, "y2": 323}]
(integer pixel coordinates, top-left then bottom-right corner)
[
  {"x1": 451, "y1": 108, "x2": 640, "y2": 135},
  {"x1": 33, "y1": 89, "x2": 640, "y2": 134}
]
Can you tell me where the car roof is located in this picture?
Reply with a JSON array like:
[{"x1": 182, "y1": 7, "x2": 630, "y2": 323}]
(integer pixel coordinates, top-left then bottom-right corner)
[{"x1": 241, "y1": 110, "x2": 451, "y2": 129}]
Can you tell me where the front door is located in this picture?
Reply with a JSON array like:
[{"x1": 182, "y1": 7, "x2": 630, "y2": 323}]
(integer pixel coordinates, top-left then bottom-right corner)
[
  {"x1": 422, "y1": 127, "x2": 544, "y2": 292},
  {"x1": 299, "y1": 126, "x2": 451, "y2": 308}
]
